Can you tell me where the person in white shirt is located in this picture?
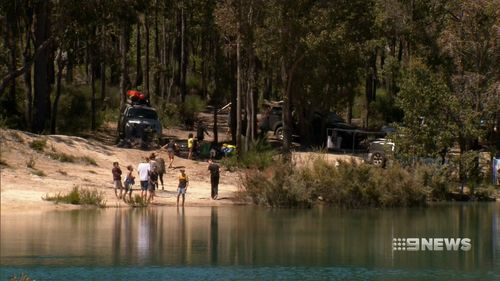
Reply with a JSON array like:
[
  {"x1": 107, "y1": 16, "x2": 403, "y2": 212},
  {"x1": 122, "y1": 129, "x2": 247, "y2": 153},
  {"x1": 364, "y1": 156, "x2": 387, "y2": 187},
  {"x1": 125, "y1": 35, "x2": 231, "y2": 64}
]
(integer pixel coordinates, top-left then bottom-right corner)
[{"x1": 137, "y1": 157, "x2": 151, "y2": 199}]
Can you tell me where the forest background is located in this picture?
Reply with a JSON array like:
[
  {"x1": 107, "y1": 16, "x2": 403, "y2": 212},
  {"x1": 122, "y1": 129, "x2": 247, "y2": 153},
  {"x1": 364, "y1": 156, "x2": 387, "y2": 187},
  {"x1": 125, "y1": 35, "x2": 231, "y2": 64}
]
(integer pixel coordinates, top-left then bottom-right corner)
[{"x1": 1, "y1": 0, "x2": 499, "y2": 160}]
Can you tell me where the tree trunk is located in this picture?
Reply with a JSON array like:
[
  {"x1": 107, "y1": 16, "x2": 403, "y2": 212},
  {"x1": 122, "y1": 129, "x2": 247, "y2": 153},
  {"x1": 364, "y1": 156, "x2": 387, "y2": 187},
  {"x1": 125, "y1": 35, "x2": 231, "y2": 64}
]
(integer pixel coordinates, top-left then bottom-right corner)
[
  {"x1": 32, "y1": 0, "x2": 52, "y2": 133},
  {"x1": 153, "y1": 8, "x2": 161, "y2": 101},
  {"x1": 100, "y1": 26, "x2": 106, "y2": 105},
  {"x1": 89, "y1": 48, "x2": 96, "y2": 131},
  {"x1": 213, "y1": 105, "x2": 218, "y2": 144},
  {"x1": 236, "y1": 31, "x2": 242, "y2": 155},
  {"x1": 134, "y1": 23, "x2": 143, "y2": 88},
  {"x1": 179, "y1": 2, "x2": 187, "y2": 102},
  {"x1": 119, "y1": 22, "x2": 131, "y2": 110},
  {"x1": 100, "y1": 61, "x2": 106, "y2": 104},
  {"x1": 5, "y1": 8, "x2": 19, "y2": 118},
  {"x1": 144, "y1": 16, "x2": 150, "y2": 99},
  {"x1": 50, "y1": 52, "x2": 64, "y2": 134},
  {"x1": 23, "y1": 38, "x2": 33, "y2": 127}
]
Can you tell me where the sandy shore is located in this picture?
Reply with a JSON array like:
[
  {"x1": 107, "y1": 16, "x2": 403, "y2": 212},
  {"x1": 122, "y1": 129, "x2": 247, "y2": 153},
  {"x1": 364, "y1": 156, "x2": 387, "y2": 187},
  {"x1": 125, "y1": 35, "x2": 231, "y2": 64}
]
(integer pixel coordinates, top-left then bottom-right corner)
[{"x1": 0, "y1": 129, "x2": 244, "y2": 213}]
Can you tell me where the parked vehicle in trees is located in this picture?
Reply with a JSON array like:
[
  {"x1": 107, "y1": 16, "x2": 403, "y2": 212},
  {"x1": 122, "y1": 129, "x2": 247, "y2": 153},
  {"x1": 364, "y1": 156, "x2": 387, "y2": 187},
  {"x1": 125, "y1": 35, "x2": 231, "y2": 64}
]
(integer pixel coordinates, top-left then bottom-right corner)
[{"x1": 117, "y1": 91, "x2": 162, "y2": 148}]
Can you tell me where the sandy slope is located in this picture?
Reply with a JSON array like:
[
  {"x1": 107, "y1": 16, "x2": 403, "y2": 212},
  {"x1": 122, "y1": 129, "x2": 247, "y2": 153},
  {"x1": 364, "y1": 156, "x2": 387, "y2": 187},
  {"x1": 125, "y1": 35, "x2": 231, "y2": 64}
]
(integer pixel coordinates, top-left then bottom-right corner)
[{"x1": 0, "y1": 128, "x2": 243, "y2": 213}]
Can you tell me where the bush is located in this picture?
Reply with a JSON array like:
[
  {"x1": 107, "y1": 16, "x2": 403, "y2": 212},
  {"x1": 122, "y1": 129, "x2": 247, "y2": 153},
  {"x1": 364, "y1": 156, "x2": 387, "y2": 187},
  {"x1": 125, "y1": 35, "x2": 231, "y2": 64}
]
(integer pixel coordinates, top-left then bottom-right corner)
[
  {"x1": 126, "y1": 194, "x2": 149, "y2": 207},
  {"x1": 181, "y1": 95, "x2": 205, "y2": 128},
  {"x1": 31, "y1": 169, "x2": 46, "y2": 177},
  {"x1": 43, "y1": 186, "x2": 106, "y2": 207},
  {"x1": 29, "y1": 139, "x2": 47, "y2": 152},
  {"x1": 47, "y1": 152, "x2": 76, "y2": 163},
  {"x1": 243, "y1": 161, "x2": 312, "y2": 208},
  {"x1": 57, "y1": 85, "x2": 104, "y2": 133},
  {"x1": 242, "y1": 156, "x2": 430, "y2": 208},
  {"x1": 159, "y1": 102, "x2": 181, "y2": 127},
  {"x1": 81, "y1": 156, "x2": 98, "y2": 166},
  {"x1": 221, "y1": 138, "x2": 277, "y2": 171},
  {"x1": 25, "y1": 155, "x2": 37, "y2": 168}
]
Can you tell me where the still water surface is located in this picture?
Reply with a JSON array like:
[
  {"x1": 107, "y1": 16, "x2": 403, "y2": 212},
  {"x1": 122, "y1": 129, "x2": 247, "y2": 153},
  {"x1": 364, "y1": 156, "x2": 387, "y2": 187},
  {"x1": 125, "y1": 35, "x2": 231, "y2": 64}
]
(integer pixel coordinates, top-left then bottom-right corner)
[{"x1": 1, "y1": 203, "x2": 499, "y2": 280}]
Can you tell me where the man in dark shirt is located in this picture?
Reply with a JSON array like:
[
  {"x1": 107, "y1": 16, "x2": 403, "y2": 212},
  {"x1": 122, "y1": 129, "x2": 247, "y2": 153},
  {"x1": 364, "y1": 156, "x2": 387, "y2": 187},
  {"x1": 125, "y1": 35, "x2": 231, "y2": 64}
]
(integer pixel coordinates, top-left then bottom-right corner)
[
  {"x1": 208, "y1": 159, "x2": 220, "y2": 200},
  {"x1": 112, "y1": 162, "x2": 123, "y2": 199}
]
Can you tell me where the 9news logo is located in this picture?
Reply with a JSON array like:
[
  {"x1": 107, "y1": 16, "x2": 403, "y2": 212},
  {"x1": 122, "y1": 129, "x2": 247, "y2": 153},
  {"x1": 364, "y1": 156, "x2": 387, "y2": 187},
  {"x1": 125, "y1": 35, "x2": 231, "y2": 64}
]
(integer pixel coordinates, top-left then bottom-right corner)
[{"x1": 393, "y1": 238, "x2": 472, "y2": 251}]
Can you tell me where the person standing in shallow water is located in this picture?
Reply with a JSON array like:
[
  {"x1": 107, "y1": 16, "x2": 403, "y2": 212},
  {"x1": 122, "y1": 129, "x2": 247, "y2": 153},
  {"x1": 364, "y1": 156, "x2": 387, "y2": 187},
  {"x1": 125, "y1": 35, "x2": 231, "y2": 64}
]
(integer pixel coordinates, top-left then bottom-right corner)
[
  {"x1": 112, "y1": 162, "x2": 123, "y2": 199},
  {"x1": 208, "y1": 159, "x2": 220, "y2": 200},
  {"x1": 177, "y1": 169, "x2": 189, "y2": 207}
]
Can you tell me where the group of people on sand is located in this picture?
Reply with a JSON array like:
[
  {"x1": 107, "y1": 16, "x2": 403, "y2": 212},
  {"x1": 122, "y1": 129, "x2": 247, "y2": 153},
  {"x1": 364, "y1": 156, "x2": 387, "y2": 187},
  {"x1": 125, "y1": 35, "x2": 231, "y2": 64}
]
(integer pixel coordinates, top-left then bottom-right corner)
[{"x1": 111, "y1": 138, "x2": 220, "y2": 207}]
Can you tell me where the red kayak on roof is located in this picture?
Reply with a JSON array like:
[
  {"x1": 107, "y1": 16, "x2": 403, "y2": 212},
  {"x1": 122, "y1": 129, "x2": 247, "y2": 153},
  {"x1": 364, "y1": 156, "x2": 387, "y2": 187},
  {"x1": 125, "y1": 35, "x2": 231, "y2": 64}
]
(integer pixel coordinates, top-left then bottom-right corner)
[{"x1": 127, "y1": 90, "x2": 145, "y2": 100}]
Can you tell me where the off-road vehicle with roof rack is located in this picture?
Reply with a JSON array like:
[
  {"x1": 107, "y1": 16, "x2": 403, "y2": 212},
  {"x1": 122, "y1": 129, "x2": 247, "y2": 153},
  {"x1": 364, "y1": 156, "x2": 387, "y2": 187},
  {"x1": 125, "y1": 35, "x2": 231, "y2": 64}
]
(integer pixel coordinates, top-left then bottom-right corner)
[{"x1": 117, "y1": 91, "x2": 162, "y2": 147}]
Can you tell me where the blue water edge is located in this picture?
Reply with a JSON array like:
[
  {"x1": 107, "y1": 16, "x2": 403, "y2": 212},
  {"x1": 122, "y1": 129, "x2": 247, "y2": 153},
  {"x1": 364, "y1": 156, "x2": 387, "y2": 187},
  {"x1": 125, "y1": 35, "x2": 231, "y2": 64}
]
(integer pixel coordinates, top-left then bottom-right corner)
[{"x1": 1, "y1": 266, "x2": 498, "y2": 281}]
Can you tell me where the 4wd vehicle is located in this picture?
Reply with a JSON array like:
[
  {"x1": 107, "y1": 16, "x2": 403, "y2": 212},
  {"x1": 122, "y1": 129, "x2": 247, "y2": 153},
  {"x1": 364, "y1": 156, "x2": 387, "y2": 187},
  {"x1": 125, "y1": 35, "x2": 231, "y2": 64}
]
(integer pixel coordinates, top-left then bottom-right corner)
[
  {"x1": 259, "y1": 101, "x2": 352, "y2": 141},
  {"x1": 366, "y1": 138, "x2": 395, "y2": 167},
  {"x1": 118, "y1": 104, "x2": 162, "y2": 147}
]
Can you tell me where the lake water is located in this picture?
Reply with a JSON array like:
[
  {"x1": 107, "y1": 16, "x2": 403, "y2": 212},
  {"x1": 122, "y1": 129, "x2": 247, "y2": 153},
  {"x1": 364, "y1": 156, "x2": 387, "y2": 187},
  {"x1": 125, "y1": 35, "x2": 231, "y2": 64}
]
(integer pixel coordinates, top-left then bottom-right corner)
[{"x1": 1, "y1": 203, "x2": 499, "y2": 280}]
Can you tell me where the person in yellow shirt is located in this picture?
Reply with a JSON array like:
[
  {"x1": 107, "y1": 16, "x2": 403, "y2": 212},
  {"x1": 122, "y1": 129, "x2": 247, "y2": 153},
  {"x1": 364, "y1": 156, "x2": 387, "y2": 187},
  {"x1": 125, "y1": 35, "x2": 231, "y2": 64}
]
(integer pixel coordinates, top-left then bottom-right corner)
[
  {"x1": 187, "y1": 133, "x2": 194, "y2": 159},
  {"x1": 177, "y1": 169, "x2": 189, "y2": 207}
]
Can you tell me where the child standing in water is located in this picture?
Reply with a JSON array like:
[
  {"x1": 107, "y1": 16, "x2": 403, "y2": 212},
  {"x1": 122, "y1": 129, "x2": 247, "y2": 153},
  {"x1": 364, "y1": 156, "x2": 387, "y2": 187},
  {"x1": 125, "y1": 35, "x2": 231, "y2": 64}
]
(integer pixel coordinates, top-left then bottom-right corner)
[{"x1": 177, "y1": 169, "x2": 189, "y2": 207}]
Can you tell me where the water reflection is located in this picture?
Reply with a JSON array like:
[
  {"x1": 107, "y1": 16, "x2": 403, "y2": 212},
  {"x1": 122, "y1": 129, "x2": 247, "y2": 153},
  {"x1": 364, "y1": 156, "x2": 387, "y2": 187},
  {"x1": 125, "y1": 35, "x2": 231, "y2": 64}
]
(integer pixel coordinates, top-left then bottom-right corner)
[{"x1": 1, "y1": 203, "x2": 499, "y2": 272}]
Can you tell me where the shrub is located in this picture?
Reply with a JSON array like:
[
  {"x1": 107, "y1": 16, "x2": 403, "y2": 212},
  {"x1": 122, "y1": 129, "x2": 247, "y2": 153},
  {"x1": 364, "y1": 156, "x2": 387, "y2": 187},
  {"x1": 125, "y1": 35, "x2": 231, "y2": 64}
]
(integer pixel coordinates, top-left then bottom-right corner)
[
  {"x1": 31, "y1": 169, "x2": 46, "y2": 177},
  {"x1": 11, "y1": 131, "x2": 24, "y2": 143},
  {"x1": 47, "y1": 152, "x2": 76, "y2": 163},
  {"x1": 29, "y1": 139, "x2": 47, "y2": 152},
  {"x1": 81, "y1": 156, "x2": 98, "y2": 166},
  {"x1": 159, "y1": 102, "x2": 181, "y2": 127},
  {"x1": 242, "y1": 156, "x2": 429, "y2": 208},
  {"x1": 43, "y1": 186, "x2": 106, "y2": 207},
  {"x1": 242, "y1": 161, "x2": 312, "y2": 208},
  {"x1": 181, "y1": 95, "x2": 206, "y2": 127},
  {"x1": 221, "y1": 138, "x2": 276, "y2": 171},
  {"x1": 25, "y1": 155, "x2": 37, "y2": 168},
  {"x1": 127, "y1": 194, "x2": 149, "y2": 207},
  {"x1": 57, "y1": 85, "x2": 104, "y2": 133}
]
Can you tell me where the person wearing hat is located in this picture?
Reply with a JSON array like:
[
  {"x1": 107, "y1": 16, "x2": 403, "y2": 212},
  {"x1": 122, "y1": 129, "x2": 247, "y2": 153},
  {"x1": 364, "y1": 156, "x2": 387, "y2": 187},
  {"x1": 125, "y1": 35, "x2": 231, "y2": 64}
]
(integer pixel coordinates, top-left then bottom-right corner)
[{"x1": 177, "y1": 168, "x2": 189, "y2": 207}]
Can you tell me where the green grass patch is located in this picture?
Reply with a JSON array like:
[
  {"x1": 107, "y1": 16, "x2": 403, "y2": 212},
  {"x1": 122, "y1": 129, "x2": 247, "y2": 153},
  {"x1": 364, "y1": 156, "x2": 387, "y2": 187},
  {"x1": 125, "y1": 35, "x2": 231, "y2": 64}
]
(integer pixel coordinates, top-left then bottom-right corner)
[
  {"x1": 43, "y1": 186, "x2": 106, "y2": 207},
  {"x1": 29, "y1": 139, "x2": 47, "y2": 152},
  {"x1": 47, "y1": 152, "x2": 76, "y2": 163},
  {"x1": 126, "y1": 194, "x2": 150, "y2": 207},
  {"x1": 81, "y1": 156, "x2": 98, "y2": 166}
]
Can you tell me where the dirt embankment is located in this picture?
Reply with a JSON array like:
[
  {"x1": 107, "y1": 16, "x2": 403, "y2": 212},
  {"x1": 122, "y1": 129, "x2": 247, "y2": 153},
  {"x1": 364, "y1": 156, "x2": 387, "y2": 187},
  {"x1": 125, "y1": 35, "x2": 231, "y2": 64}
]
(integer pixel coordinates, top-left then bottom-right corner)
[{"x1": 0, "y1": 128, "x2": 243, "y2": 213}]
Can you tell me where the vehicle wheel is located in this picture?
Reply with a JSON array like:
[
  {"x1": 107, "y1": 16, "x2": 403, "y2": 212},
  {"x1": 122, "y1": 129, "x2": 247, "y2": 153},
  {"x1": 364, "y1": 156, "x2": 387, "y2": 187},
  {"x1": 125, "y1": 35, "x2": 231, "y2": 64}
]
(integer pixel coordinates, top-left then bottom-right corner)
[
  {"x1": 371, "y1": 152, "x2": 386, "y2": 167},
  {"x1": 274, "y1": 126, "x2": 284, "y2": 140}
]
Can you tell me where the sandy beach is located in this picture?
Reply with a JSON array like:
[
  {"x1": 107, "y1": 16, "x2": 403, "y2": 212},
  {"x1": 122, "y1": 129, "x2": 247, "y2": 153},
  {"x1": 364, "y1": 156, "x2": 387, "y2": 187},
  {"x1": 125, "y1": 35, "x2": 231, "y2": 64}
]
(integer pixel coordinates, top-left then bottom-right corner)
[{"x1": 0, "y1": 128, "x2": 245, "y2": 213}]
